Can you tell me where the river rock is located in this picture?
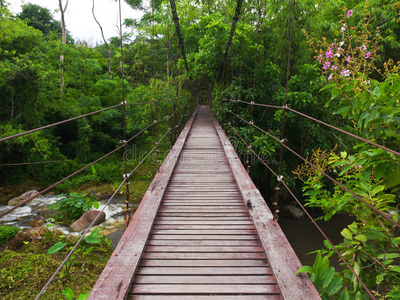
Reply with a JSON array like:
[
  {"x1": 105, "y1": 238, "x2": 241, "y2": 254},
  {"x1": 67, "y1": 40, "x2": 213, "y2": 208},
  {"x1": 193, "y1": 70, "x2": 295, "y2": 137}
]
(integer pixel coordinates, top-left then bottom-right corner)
[
  {"x1": 69, "y1": 210, "x2": 106, "y2": 232},
  {"x1": 8, "y1": 190, "x2": 40, "y2": 206},
  {"x1": 6, "y1": 227, "x2": 43, "y2": 250},
  {"x1": 29, "y1": 219, "x2": 45, "y2": 228},
  {"x1": 283, "y1": 205, "x2": 305, "y2": 219}
]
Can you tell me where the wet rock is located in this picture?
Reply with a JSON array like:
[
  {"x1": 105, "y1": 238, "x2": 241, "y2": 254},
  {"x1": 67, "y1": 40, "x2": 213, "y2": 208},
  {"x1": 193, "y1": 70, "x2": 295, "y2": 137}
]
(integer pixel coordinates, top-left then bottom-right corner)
[
  {"x1": 69, "y1": 210, "x2": 106, "y2": 232},
  {"x1": 283, "y1": 205, "x2": 305, "y2": 219},
  {"x1": 6, "y1": 227, "x2": 44, "y2": 250},
  {"x1": 8, "y1": 190, "x2": 40, "y2": 206},
  {"x1": 29, "y1": 219, "x2": 45, "y2": 228}
]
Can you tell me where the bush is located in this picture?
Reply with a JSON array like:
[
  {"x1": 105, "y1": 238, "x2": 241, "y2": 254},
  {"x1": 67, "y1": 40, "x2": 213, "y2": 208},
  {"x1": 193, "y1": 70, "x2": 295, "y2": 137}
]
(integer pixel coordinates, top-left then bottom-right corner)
[
  {"x1": 49, "y1": 192, "x2": 99, "y2": 223},
  {"x1": 0, "y1": 226, "x2": 20, "y2": 245}
]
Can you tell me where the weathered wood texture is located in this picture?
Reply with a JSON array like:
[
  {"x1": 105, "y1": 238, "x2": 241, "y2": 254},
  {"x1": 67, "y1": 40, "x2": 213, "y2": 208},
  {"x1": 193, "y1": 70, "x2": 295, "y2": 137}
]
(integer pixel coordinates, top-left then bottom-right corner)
[
  {"x1": 90, "y1": 106, "x2": 319, "y2": 300},
  {"x1": 88, "y1": 108, "x2": 199, "y2": 300},
  {"x1": 128, "y1": 106, "x2": 282, "y2": 299},
  {"x1": 210, "y1": 106, "x2": 320, "y2": 299}
]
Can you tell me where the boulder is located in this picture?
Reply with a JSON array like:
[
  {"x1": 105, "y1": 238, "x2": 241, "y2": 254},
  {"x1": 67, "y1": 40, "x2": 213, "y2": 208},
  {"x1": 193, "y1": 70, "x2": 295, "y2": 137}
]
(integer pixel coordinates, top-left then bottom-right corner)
[
  {"x1": 8, "y1": 190, "x2": 40, "y2": 206},
  {"x1": 283, "y1": 205, "x2": 305, "y2": 219},
  {"x1": 69, "y1": 210, "x2": 106, "y2": 232}
]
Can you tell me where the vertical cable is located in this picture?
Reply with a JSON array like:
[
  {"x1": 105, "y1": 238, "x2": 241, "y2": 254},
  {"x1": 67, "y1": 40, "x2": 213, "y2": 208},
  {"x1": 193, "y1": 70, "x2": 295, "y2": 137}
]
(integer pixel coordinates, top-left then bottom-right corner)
[
  {"x1": 152, "y1": 1, "x2": 159, "y2": 172},
  {"x1": 247, "y1": 0, "x2": 262, "y2": 174},
  {"x1": 275, "y1": 0, "x2": 296, "y2": 221},
  {"x1": 167, "y1": 5, "x2": 173, "y2": 149},
  {"x1": 118, "y1": 0, "x2": 130, "y2": 226}
]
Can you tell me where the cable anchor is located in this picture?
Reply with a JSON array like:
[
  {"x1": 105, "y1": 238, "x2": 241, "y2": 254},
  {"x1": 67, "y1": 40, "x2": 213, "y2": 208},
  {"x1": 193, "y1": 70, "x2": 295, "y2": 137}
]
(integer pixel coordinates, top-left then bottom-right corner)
[
  {"x1": 120, "y1": 140, "x2": 127, "y2": 144},
  {"x1": 121, "y1": 99, "x2": 127, "y2": 105},
  {"x1": 123, "y1": 173, "x2": 131, "y2": 179},
  {"x1": 280, "y1": 138, "x2": 288, "y2": 144},
  {"x1": 277, "y1": 175, "x2": 284, "y2": 182}
]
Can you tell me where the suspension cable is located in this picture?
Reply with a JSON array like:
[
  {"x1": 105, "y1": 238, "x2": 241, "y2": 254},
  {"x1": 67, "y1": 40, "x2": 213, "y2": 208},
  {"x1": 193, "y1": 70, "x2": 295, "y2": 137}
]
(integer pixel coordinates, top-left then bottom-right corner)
[
  {"x1": 0, "y1": 160, "x2": 69, "y2": 167},
  {"x1": 0, "y1": 104, "x2": 122, "y2": 143},
  {"x1": 118, "y1": 0, "x2": 131, "y2": 226},
  {"x1": 228, "y1": 123, "x2": 377, "y2": 300},
  {"x1": 35, "y1": 122, "x2": 177, "y2": 299},
  {"x1": 275, "y1": 0, "x2": 296, "y2": 221},
  {"x1": 0, "y1": 118, "x2": 164, "y2": 219},
  {"x1": 223, "y1": 98, "x2": 400, "y2": 157},
  {"x1": 225, "y1": 108, "x2": 400, "y2": 229}
]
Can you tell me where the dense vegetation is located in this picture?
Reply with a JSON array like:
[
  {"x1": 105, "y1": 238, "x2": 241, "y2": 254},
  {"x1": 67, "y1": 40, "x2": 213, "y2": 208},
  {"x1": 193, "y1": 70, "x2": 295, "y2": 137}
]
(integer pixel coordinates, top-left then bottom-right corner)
[{"x1": 0, "y1": 0, "x2": 399, "y2": 298}]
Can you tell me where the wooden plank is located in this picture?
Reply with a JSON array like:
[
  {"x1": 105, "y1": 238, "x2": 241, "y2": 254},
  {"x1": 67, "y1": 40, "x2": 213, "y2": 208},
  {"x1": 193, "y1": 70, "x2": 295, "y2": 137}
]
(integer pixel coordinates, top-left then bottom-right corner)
[
  {"x1": 150, "y1": 234, "x2": 260, "y2": 240},
  {"x1": 137, "y1": 267, "x2": 272, "y2": 275},
  {"x1": 210, "y1": 106, "x2": 320, "y2": 299},
  {"x1": 128, "y1": 295, "x2": 282, "y2": 300},
  {"x1": 153, "y1": 225, "x2": 255, "y2": 230},
  {"x1": 141, "y1": 252, "x2": 267, "y2": 260},
  {"x1": 157, "y1": 213, "x2": 249, "y2": 217},
  {"x1": 155, "y1": 216, "x2": 252, "y2": 221},
  {"x1": 130, "y1": 284, "x2": 279, "y2": 294},
  {"x1": 134, "y1": 275, "x2": 276, "y2": 284},
  {"x1": 140, "y1": 259, "x2": 269, "y2": 267},
  {"x1": 151, "y1": 229, "x2": 257, "y2": 235},
  {"x1": 154, "y1": 220, "x2": 253, "y2": 225},
  {"x1": 146, "y1": 240, "x2": 261, "y2": 246},
  {"x1": 145, "y1": 246, "x2": 264, "y2": 252},
  {"x1": 87, "y1": 108, "x2": 199, "y2": 300}
]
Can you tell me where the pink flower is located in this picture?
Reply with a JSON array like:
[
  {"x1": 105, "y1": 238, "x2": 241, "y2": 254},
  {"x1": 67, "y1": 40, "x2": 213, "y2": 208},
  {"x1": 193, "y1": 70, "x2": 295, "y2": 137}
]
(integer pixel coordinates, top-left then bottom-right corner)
[
  {"x1": 323, "y1": 61, "x2": 331, "y2": 70},
  {"x1": 360, "y1": 45, "x2": 367, "y2": 51},
  {"x1": 347, "y1": 10, "x2": 353, "y2": 18},
  {"x1": 366, "y1": 52, "x2": 371, "y2": 59},
  {"x1": 346, "y1": 55, "x2": 351, "y2": 63},
  {"x1": 341, "y1": 24, "x2": 346, "y2": 31},
  {"x1": 331, "y1": 65, "x2": 338, "y2": 70},
  {"x1": 316, "y1": 54, "x2": 323, "y2": 62},
  {"x1": 341, "y1": 69, "x2": 351, "y2": 77},
  {"x1": 326, "y1": 50, "x2": 333, "y2": 58},
  {"x1": 328, "y1": 74, "x2": 333, "y2": 80}
]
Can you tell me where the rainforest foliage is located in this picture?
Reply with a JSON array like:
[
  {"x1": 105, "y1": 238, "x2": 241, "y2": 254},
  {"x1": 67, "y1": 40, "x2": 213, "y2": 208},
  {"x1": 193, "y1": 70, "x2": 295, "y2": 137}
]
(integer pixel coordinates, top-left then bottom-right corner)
[{"x1": 1, "y1": 0, "x2": 400, "y2": 298}]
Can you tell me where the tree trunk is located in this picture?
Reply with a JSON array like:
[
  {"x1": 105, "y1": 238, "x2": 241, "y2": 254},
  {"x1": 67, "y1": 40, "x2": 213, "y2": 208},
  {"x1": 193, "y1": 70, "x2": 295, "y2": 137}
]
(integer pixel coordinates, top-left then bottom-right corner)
[{"x1": 59, "y1": 0, "x2": 69, "y2": 98}]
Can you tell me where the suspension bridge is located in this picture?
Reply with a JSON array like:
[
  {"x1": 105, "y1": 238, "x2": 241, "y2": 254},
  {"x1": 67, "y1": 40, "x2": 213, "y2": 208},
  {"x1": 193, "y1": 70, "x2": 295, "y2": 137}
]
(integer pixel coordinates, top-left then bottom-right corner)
[
  {"x1": 88, "y1": 105, "x2": 318, "y2": 299},
  {"x1": 1, "y1": 0, "x2": 399, "y2": 299}
]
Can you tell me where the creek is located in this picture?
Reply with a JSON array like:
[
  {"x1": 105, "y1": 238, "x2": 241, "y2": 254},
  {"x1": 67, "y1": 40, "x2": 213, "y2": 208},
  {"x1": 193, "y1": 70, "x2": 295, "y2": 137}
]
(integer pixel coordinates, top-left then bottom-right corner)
[
  {"x1": 279, "y1": 212, "x2": 355, "y2": 268},
  {"x1": 0, "y1": 195, "x2": 130, "y2": 248}
]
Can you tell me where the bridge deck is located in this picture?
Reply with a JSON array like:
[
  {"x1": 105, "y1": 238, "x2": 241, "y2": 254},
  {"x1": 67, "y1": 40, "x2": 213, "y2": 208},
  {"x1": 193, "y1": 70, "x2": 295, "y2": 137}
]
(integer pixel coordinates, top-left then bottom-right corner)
[{"x1": 89, "y1": 106, "x2": 319, "y2": 300}]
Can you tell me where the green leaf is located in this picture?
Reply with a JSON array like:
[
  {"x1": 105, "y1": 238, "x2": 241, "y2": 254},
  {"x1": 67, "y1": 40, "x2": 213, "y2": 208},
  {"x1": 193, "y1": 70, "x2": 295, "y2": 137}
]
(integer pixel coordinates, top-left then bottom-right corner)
[
  {"x1": 321, "y1": 267, "x2": 335, "y2": 288},
  {"x1": 48, "y1": 242, "x2": 67, "y2": 254},
  {"x1": 386, "y1": 164, "x2": 400, "y2": 188},
  {"x1": 83, "y1": 236, "x2": 101, "y2": 244},
  {"x1": 62, "y1": 287, "x2": 74, "y2": 300},
  {"x1": 327, "y1": 276, "x2": 343, "y2": 295},
  {"x1": 90, "y1": 164, "x2": 96, "y2": 175},
  {"x1": 341, "y1": 228, "x2": 352, "y2": 240},
  {"x1": 340, "y1": 151, "x2": 347, "y2": 159},
  {"x1": 297, "y1": 265, "x2": 313, "y2": 275},
  {"x1": 78, "y1": 293, "x2": 89, "y2": 300},
  {"x1": 377, "y1": 253, "x2": 400, "y2": 260},
  {"x1": 320, "y1": 83, "x2": 337, "y2": 91},
  {"x1": 354, "y1": 234, "x2": 367, "y2": 243}
]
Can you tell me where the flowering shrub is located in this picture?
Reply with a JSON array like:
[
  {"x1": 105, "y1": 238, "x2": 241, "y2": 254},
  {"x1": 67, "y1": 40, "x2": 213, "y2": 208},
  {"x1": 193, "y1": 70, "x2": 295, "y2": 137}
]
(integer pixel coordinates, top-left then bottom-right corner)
[{"x1": 299, "y1": 6, "x2": 400, "y2": 299}]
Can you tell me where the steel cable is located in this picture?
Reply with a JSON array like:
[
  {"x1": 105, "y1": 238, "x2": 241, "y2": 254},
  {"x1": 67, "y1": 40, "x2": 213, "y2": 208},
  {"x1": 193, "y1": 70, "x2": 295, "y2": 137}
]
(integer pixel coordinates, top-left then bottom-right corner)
[
  {"x1": 225, "y1": 108, "x2": 400, "y2": 229},
  {"x1": 35, "y1": 123, "x2": 175, "y2": 299},
  {"x1": 229, "y1": 123, "x2": 376, "y2": 300}
]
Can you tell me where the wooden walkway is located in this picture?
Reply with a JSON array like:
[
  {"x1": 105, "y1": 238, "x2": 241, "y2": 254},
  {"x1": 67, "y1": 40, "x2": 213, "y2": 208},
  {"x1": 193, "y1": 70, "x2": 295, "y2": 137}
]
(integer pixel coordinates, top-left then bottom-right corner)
[{"x1": 89, "y1": 106, "x2": 320, "y2": 300}]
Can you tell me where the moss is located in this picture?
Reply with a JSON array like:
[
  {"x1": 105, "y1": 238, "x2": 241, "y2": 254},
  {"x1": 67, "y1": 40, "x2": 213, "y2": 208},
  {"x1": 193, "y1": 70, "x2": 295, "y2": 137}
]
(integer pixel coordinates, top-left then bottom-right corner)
[
  {"x1": 0, "y1": 250, "x2": 104, "y2": 299},
  {"x1": 0, "y1": 226, "x2": 20, "y2": 245},
  {"x1": 0, "y1": 228, "x2": 112, "y2": 299}
]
